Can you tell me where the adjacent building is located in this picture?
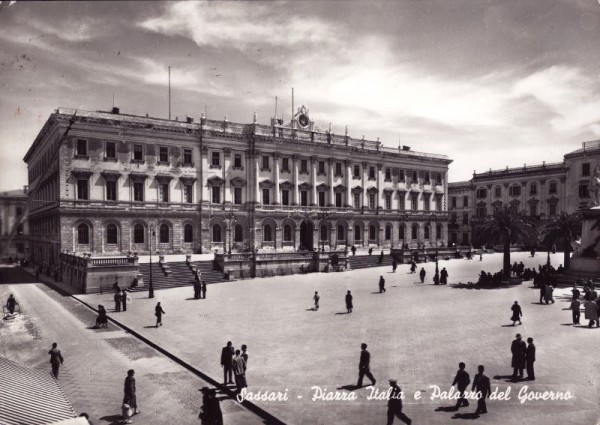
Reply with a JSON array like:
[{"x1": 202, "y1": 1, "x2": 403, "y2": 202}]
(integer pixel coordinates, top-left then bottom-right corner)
[{"x1": 0, "y1": 188, "x2": 29, "y2": 261}]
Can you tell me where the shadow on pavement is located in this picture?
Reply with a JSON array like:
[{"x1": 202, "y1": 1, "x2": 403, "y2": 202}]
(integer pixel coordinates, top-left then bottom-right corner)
[
  {"x1": 337, "y1": 384, "x2": 361, "y2": 391},
  {"x1": 451, "y1": 412, "x2": 480, "y2": 419},
  {"x1": 98, "y1": 414, "x2": 124, "y2": 425},
  {"x1": 435, "y1": 406, "x2": 459, "y2": 412}
]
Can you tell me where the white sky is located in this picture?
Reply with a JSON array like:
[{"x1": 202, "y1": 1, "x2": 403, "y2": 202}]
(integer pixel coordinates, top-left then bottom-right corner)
[{"x1": 1, "y1": 0, "x2": 600, "y2": 190}]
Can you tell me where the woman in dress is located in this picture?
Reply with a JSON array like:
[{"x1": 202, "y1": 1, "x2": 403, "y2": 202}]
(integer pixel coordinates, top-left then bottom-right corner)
[{"x1": 510, "y1": 301, "x2": 522, "y2": 326}]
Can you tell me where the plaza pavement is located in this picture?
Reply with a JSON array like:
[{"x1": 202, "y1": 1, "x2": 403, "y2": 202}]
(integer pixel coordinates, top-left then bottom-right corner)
[
  {"x1": 0, "y1": 266, "x2": 267, "y2": 425},
  {"x1": 73, "y1": 253, "x2": 599, "y2": 424}
]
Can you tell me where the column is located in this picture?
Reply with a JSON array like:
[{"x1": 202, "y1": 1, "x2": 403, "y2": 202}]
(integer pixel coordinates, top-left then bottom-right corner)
[
  {"x1": 362, "y1": 162, "x2": 368, "y2": 209},
  {"x1": 347, "y1": 224, "x2": 354, "y2": 247},
  {"x1": 273, "y1": 152, "x2": 281, "y2": 205},
  {"x1": 201, "y1": 146, "x2": 209, "y2": 204},
  {"x1": 345, "y1": 160, "x2": 352, "y2": 207},
  {"x1": 377, "y1": 163, "x2": 383, "y2": 210},
  {"x1": 311, "y1": 156, "x2": 317, "y2": 206},
  {"x1": 223, "y1": 149, "x2": 231, "y2": 204},
  {"x1": 363, "y1": 223, "x2": 369, "y2": 247},
  {"x1": 254, "y1": 151, "x2": 260, "y2": 204},
  {"x1": 327, "y1": 158, "x2": 334, "y2": 207},
  {"x1": 292, "y1": 155, "x2": 299, "y2": 206},
  {"x1": 294, "y1": 227, "x2": 301, "y2": 250}
]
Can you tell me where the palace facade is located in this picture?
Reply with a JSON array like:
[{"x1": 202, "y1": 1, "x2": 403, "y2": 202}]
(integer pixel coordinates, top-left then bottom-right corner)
[
  {"x1": 24, "y1": 106, "x2": 452, "y2": 267},
  {"x1": 0, "y1": 188, "x2": 29, "y2": 261}
]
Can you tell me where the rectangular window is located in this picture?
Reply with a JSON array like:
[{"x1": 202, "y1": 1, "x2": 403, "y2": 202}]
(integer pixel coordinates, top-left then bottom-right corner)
[
  {"x1": 451, "y1": 197, "x2": 457, "y2": 208},
  {"x1": 399, "y1": 170, "x2": 405, "y2": 181},
  {"x1": 318, "y1": 161, "x2": 325, "y2": 175},
  {"x1": 579, "y1": 183, "x2": 589, "y2": 199},
  {"x1": 234, "y1": 154, "x2": 242, "y2": 168},
  {"x1": 530, "y1": 203, "x2": 537, "y2": 217},
  {"x1": 211, "y1": 152, "x2": 220, "y2": 167},
  {"x1": 262, "y1": 188, "x2": 270, "y2": 205},
  {"x1": 582, "y1": 163, "x2": 591, "y2": 177},
  {"x1": 300, "y1": 159, "x2": 308, "y2": 173},
  {"x1": 262, "y1": 156, "x2": 270, "y2": 170},
  {"x1": 106, "y1": 181, "x2": 117, "y2": 201},
  {"x1": 476, "y1": 188, "x2": 487, "y2": 198},
  {"x1": 318, "y1": 191, "x2": 326, "y2": 207},
  {"x1": 385, "y1": 168, "x2": 391, "y2": 181},
  {"x1": 77, "y1": 179, "x2": 88, "y2": 200},
  {"x1": 354, "y1": 165, "x2": 360, "y2": 178},
  {"x1": 436, "y1": 197, "x2": 442, "y2": 211},
  {"x1": 463, "y1": 195, "x2": 468, "y2": 207},
  {"x1": 411, "y1": 193, "x2": 418, "y2": 211},
  {"x1": 463, "y1": 213, "x2": 469, "y2": 225},
  {"x1": 335, "y1": 192, "x2": 342, "y2": 207},
  {"x1": 549, "y1": 203, "x2": 557, "y2": 216},
  {"x1": 451, "y1": 212, "x2": 457, "y2": 223},
  {"x1": 133, "y1": 182, "x2": 144, "y2": 201},
  {"x1": 530, "y1": 184, "x2": 537, "y2": 196},
  {"x1": 335, "y1": 162, "x2": 342, "y2": 176},
  {"x1": 495, "y1": 187, "x2": 501, "y2": 197},
  {"x1": 385, "y1": 194, "x2": 391, "y2": 210},
  {"x1": 477, "y1": 206, "x2": 486, "y2": 218},
  {"x1": 549, "y1": 181, "x2": 557, "y2": 194},
  {"x1": 301, "y1": 190, "x2": 308, "y2": 206},
  {"x1": 76, "y1": 139, "x2": 88, "y2": 156},
  {"x1": 159, "y1": 183, "x2": 169, "y2": 202},
  {"x1": 105, "y1": 141, "x2": 116, "y2": 159},
  {"x1": 369, "y1": 194, "x2": 376, "y2": 210},
  {"x1": 212, "y1": 186, "x2": 221, "y2": 203},
  {"x1": 282, "y1": 189, "x2": 290, "y2": 206},
  {"x1": 159, "y1": 147, "x2": 169, "y2": 163},
  {"x1": 509, "y1": 186, "x2": 521, "y2": 197},
  {"x1": 354, "y1": 193, "x2": 361, "y2": 208},
  {"x1": 234, "y1": 187, "x2": 242, "y2": 205},
  {"x1": 133, "y1": 144, "x2": 144, "y2": 161},
  {"x1": 411, "y1": 171, "x2": 418, "y2": 183},
  {"x1": 424, "y1": 196, "x2": 431, "y2": 212},
  {"x1": 183, "y1": 149, "x2": 193, "y2": 166},
  {"x1": 282, "y1": 158, "x2": 289, "y2": 172},
  {"x1": 423, "y1": 172, "x2": 430, "y2": 184},
  {"x1": 435, "y1": 172, "x2": 442, "y2": 184},
  {"x1": 369, "y1": 166, "x2": 376, "y2": 179},
  {"x1": 184, "y1": 184, "x2": 193, "y2": 203},
  {"x1": 398, "y1": 195, "x2": 405, "y2": 210}
]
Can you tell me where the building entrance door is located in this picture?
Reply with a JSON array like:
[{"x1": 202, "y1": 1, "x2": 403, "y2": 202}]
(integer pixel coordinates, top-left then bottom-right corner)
[{"x1": 300, "y1": 220, "x2": 314, "y2": 251}]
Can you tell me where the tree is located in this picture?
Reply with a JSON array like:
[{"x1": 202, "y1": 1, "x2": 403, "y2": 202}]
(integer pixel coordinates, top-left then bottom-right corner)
[
  {"x1": 475, "y1": 205, "x2": 538, "y2": 278},
  {"x1": 542, "y1": 212, "x2": 582, "y2": 270}
]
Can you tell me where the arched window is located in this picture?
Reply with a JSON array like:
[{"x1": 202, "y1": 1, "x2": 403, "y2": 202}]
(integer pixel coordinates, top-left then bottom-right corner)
[
  {"x1": 106, "y1": 223, "x2": 118, "y2": 244},
  {"x1": 385, "y1": 225, "x2": 391, "y2": 240},
  {"x1": 436, "y1": 224, "x2": 442, "y2": 240},
  {"x1": 424, "y1": 225, "x2": 430, "y2": 239},
  {"x1": 212, "y1": 224, "x2": 222, "y2": 242},
  {"x1": 354, "y1": 225, "x2": 361, "y2": 241},
  {"x1": 133, "y1": 224, "x2": 145, "y2": 244},
  {"x1": 320, "y1": 225, "x2": 327, "y2": 241},
  {"x1": 283, "y1": 225, "x2": 292, "y2": 242},
  {"x1": 399, "y1": 225, "x2": 405, "y2": 240},
  {"x1": 77, "y1": 223, "x2": 89, "y2": 245},
  {"x1": 263, "y1": 224, "x2": 273, "y2": 242},
  {"x1": 411, "y1": 224, "x2": 418, "y2": 240},
  {"x1": 337, "y1": 225, "x2": 345, "y2": 241},
  {"x1": 184, "y1": 224, "x2": 193, "y2": 243},
  {"x1": 234, "y1": 224, "x2": 243, "y2": 242},
  {"x1": 369, "y1": 225, "x2": 376, "y2": 241},
  {"x1": 159, "y1": 223, "x2": 169, "y2": 243}
]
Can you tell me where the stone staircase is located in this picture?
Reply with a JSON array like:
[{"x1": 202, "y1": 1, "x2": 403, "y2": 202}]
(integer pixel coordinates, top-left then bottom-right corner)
[
  {"x1": 133, "y1": 260, "x2": 230, "y2": 292},
  {"x1": 556, "y1": 269, "x2": 600, "y2": 287},
  {"x1": 347, "y1": 254, "x2": 394, "y2": 270}
]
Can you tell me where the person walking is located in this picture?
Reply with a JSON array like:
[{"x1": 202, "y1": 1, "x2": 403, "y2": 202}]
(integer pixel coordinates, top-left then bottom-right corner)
[
  {"x1": 379, "y1": 276, "x2": 386, "y2": 293},
  {"x1": 114, "y1": 289, "x2": 122, "y2": 312},
  {"x1": 440, "y1": 267, "x2": 448, "y2": 285},
  {"x1": 410, "y1": 261, "x2": 417, "y2": 274},
  {"x1": 193, "y1": 279, "x2": 201, "y2": 300},
  {"x1": 5, "y1": 294, "x2": 17, "y2": 314},
  {"x1": 570, "y1": 297, "x2": 581, "y2": 325},
  {"x1": 419, "y1": 268, "x2": 426, "y2": 283},
  {"x1": 221, "y1": 341, "x2": 235, "y2": 385},
  {"x1": 201, "y1": 281, "x2": 207, "y2": 299},
  {"x1": 544, "y1": 284, "x2": 555, "y2": 304},
  {"x1": 539, "y1": 282, "x2": 546, "y2": 304},
  {"x1": 526, "y1": 338, "x2": 536, "y2": 380},
  {"x1": 386, "y1": 379, "x2": 411, "y2": 425},
  {"x1": 392, "y1": 258, "x2": 397, "y2": 273},
  {"x1": 379, "y1": 250, "x2": 384, "y2": 264},
  {"x1": 357, "y1": 343, "x2": 376, "y2": 387},
  {"x1": 584, "y1": 297, "x2": 599, "y2": 328},
  {"x1": 351, "y1": 245, "x2": 356, "y2": 256},
  {"x1": 345, "y1": 290, "x2": 353, "y2": 313},
  {"x1": 121, "y1": 290, "x2": 129, "y2": 312},
  {"x1": 511, "y1": 333, "x2": 527, "y2": 379},
  {"x1": 232, "y1": 350, "x2": 247, "y2": 392},
  {"x1": 154, "y1": 302, "x2": 165, "y2": 327},
  {"x1": 313, "y1": 291, "x2": 320, "y2": 310},
  {"x1": 48, "y1": 342, "x2": 64, "y2": 379},
  {"x1": 471, "y1": 365, "x2": 491, "y2": 415},
  {"x1": 451, "y1": 362, "x2": 471, "y2": 408},
  {"x1": 95, "y1": 305, "x2": 108, "y2": 328},
  {"x1": 368, "y1": 247, "x2": 373, "y2": 256},
  {"x1": 510, "y1": 301, "x2": 523, "y2": 326},
  {"x1": 123, "y1": 369, "x2": 140, "y2": 418}
]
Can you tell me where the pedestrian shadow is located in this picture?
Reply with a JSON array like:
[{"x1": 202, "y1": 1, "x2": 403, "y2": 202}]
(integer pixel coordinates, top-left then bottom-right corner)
[
  {"x1": 337, "y1": 384, "x2": 361, "y2": 391},
  {"x1": 560, "y1": 323, "x2": 575, "y2": 326},
  {"x1": 500, "y1": 324, "x2": 519, "y2": 327},
  {"x1": 306, "y1": 308, "x2": 318, "y2": 311},
  {"x1": 371, "y1": 291, "x2": 383, "y2": 294},
  {"x1": 335, "y1": 312, "x2": 350, "y2": 315},
  {"x1": 435, "y1": 406, "x2": 459, "y2": 412},
  {"x1": 143, "y1": 325, "x2": 158, "y2": 328},
  {"x1": 451, "y1": 412, "x2": 480, "y2": 419},
  {"x1": 185, "y1": 298, "x2": 197, "y2": 300},
  {"x1": 99, "y1": 414, "x2": 124, "y2": 425},
  {"x1": 493, "y1": 374, "x2": 524, "y2": 382},
  {"x1": 574, "y1": 325, "x2": 599, "y2": 329}
]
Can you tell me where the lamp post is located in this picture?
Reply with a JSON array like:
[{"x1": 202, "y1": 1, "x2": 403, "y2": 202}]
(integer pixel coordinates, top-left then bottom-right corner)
[
  {"x1": 317, "y1": 210, "x2": 330, "y2": 251},
  {"x1": 149, "y1": 224, "x2": 155, "y2": 299},
  {"x1": 226, "y1": 207, "x2": 235, "y2": 255},
  {"x1": 430, "y1": 213, "x2": 439, "y2": 284}
]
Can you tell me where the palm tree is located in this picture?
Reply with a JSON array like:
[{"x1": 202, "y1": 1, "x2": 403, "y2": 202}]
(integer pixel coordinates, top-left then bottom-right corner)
[
  {"x1": 542, "y1": 212, "x2": 582, "y2": 270},
  {"x1": 475, "y1": 205, "x2": 538, "y2": 278}
]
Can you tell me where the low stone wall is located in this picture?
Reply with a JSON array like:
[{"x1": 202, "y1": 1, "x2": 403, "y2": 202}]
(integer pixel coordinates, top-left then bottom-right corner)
[{"x1": 60, "y1": 253, "x2": 140, "y2": 294}]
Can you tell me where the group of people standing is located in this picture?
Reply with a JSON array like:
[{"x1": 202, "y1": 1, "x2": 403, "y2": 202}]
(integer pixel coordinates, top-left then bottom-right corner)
[
  {"x1": 510, "y1": 333, "x2": 536, "y2": 380},
  {"x1": 193, "y1": 269, "x2": 208, "y2": 300},
  {"x1": 220, "y1": 341, "x2": 249, "y2": 393},
  {"x1": 113, "y1": 285, "x2": 132, "y2": 312}
]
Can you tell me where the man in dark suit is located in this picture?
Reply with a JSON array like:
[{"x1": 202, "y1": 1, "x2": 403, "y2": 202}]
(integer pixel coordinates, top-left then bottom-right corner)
[
  {"x1": 221, "y1": 341, "x2": 235, "y2": 384},
  {"x1": 201, "y1": 281, "x2": 207, "y2": 299},
  {"x1": 471, "y1": 365, "x2": 491, "y2": 415},
  {"x1": 386, "y1": 379, "x2": 411, "y2": 425},
  {"x1": 48, "y1": 342, "x2": 64, "y2": 379},
  {"x1": 526, "y1": 337, "x2": 536, "y2": 380},
  {"x1": 419, "y1": 268, "x2": 426, "y2": 283},
  {"x1": 451, "y1": 362, "x2": 471, "y2": 408},
  {"x1": 193, "y1": 279, "x2": 200, "y2": 299},
  {"x1": 357, "y1": 343, "x2": 376, "y2": 387},
  {"x1": 511, "y1": 333, "x2": 527, "y2": 379}
]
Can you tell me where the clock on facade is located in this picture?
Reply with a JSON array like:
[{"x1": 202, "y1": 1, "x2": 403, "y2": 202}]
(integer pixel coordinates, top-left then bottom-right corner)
[{"x1": 298, "y1": 114, "x2": 309, "y2": 128}]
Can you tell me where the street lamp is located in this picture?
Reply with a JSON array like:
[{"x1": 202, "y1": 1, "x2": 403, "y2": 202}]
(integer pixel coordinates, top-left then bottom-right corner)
[
  {"x1": 430, "y1": 213, "x2": 440, "y2": 284},
  {"x1": 226, "y1": 207, "x2": 236, "y2": 255},
  {"x1": 317, "y1": 210, "x2": 330, "y2": 251},
  {"x1": 149, "y1": 224, "x2": 155, "y2": 298}
]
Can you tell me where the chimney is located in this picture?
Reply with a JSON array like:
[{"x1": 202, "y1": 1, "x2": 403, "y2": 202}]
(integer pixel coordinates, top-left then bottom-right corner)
[
  {"x1": 111, "y1": 107, "x2": 120, "y2": 114},
  {"x1": 186, "y1": 116, "x2": 194, "y2": 124}
]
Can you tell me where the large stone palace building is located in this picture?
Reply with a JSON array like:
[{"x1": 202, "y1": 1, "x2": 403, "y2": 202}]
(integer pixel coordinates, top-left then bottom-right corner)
[
  {"x1": 24, "y1": 106, "x2": 452, "y2": 267},
  {"x1": 448, "y1": 140, "x2": 600, "y2": 246},
  {"x1": 0, "y1": 188, "x2": 29, "y2": 261}
]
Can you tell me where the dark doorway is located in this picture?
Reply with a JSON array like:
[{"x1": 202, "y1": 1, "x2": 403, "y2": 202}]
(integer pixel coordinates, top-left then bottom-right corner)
[{"x1": 300, "y1": 220, "x2": 314, "y2": 251}]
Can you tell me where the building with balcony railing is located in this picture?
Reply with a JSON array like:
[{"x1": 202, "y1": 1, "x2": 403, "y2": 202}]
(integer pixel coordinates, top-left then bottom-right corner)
[{"x1": 23, "y1": 106, "x2": 452, "y2": 266}]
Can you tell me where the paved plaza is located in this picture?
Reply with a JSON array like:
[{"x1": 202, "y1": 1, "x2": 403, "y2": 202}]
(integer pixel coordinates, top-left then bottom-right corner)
[{"x1": 70, "y1": 252, "x2": 598, "y2": 425}]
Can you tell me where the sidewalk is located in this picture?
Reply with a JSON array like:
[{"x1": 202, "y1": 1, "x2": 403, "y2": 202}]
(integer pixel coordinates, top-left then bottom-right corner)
[{"x1": 0, "y1": 266, "x2": 268, "y2": 425}]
